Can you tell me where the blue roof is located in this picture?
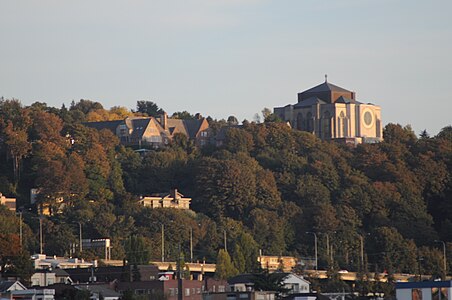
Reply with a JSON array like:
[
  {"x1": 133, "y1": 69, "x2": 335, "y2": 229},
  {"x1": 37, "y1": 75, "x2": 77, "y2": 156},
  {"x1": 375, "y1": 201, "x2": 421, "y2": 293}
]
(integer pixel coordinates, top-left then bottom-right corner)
[{"x1": 396, "y1": 281, "x2": 452, "y2": 289}]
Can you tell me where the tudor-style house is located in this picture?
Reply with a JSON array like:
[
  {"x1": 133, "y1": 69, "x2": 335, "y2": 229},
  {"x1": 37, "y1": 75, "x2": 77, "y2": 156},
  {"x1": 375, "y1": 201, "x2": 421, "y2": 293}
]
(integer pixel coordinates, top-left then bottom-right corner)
[
  {"x1": 138, "y1": 189, "x2": 191, "y2": 210},
  {"x1": 274, "y1": 78, "x2": 382, "y2": 144},
  {"x1": 84, "y1": 112, "x2": 210, "y2": 148}
]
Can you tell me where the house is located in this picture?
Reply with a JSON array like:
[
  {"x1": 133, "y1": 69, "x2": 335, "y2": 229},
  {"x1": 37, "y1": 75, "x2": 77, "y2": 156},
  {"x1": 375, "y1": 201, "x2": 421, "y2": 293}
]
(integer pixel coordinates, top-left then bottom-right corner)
[
  {"x1": 65, "y1": 265, "x2": 160, "y2": 284},
  {"x1": 0, "y1": 280, "x2": 27, "y2": 298},
  {"x1": 395, "y1": 280, "x2": 452, "y2": 300},
  {"x1": 11, "y1": 288, "x2": 55, "y2": 300},
  {"x1": 283, "y1": 274, "x2": 310, "y2": 294},
  {"x1": 0, "y1": 193, "x2": 16, "y2": 212},
  {"x1": 203, "y1": 291, "x2": 276, "y2": 300},
  {"x1": 30, "y1": 268, "x2": 72, "y2": 287},
  {"x1": 228, "y1": 273, "x2": 309, "y2": 296},
  {"x1": 116, "y1": 278, "x2": 227, "y2": 300},
  {"x1": 274, "y1": 78, "x2": 382, "y2": 144},
  {"x1": 74, "y1": 284, "x2": 121, "y2": 300},
  {"x1": 258, "y1": 255, "x2": 298, "y2": 273},
  {"x1": 84, "y1": 113, "x2": 210, "y2": 148},
  {"x1": 32, "y1": 254, "x2": 95, "y2": 269},
  {"x1": 139, "y1": 189, "x2": 191, "y2": 210}
]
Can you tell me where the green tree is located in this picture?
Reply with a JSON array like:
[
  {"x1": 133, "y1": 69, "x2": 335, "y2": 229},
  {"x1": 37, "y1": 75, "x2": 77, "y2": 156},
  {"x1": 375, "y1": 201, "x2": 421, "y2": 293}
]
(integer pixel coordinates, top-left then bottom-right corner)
[
  {"x1": 125, "y1": 236, "x2": 151, "y2": 265},
  {"x1": 215, "y1": 249, "x2": 238, "y2": 280}
]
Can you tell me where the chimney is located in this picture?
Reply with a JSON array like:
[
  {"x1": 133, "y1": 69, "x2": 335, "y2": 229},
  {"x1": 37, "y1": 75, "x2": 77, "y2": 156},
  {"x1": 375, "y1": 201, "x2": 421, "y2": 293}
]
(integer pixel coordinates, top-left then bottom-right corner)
[
  {"x1": 171, "y1": 189, "x2": 178, "y2": 199},
  {"x1": 160, "y1": 112, "x2": 168, "y2": 129}
]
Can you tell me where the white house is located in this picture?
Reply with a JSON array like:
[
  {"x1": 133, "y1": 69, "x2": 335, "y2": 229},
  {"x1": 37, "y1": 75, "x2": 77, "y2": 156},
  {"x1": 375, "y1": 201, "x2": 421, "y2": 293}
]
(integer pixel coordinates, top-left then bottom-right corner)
[{"x1": 283, "y1": 273, "x2": 311, "y2": 294}]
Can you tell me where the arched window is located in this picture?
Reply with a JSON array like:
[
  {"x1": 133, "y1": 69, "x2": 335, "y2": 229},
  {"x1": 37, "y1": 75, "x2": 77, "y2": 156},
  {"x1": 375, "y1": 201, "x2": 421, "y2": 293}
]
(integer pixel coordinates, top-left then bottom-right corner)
[
  {"x1": 306, "y1": 112, "x2": 313, "y2": 133},
  {"x1": 297, "y1": 113, "x2": 303, "y2": 130},
  {"x1": 339, "y1": 111, "x2": 347, "y2": 137},
  {"x1": 322, "y1": 111, "x2": 331, "y2": 139}
]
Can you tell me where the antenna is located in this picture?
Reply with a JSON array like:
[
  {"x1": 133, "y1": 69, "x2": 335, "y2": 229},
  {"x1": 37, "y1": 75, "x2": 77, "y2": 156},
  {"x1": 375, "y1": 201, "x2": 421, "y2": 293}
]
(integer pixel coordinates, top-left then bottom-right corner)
[{"x1": 325, "y1": 74, "x2": 328, "y2": 82}]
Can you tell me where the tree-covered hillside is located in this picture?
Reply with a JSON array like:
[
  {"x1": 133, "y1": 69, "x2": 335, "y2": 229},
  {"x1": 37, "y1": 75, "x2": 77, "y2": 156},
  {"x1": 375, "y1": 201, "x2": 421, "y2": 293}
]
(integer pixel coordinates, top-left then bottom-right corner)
[{"x1": 1, "y1": 98, "x2": 451, "y2": 278}]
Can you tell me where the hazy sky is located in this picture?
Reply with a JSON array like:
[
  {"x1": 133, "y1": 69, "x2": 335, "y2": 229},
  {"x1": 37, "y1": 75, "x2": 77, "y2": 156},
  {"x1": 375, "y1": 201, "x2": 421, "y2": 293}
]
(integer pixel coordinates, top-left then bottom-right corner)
[{"x1": 1, "y1": 0, "x2": 451, "y2": 135}]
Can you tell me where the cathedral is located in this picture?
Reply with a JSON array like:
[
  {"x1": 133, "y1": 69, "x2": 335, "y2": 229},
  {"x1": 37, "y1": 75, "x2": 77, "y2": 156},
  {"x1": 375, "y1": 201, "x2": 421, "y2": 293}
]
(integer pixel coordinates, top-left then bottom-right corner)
[{"x1": 274, "y1": 77, "x2": 382, "y2": 144}]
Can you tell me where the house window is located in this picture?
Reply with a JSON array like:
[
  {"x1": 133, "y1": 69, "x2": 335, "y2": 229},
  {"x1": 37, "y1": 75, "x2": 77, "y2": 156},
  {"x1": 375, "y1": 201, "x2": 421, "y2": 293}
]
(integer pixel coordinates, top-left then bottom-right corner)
[
  {"x1": 201, "y1": 131, "x2": 208, "y2": 137},
  {"x1": 412, "y1": 289, "x2": 422, "y2": 300},
  {"x1": 169, "y1": 288, "x2": 175, "y2": 296},
  {"x1": 185, "y1": 288, "x2": 190, "y2": 296}
]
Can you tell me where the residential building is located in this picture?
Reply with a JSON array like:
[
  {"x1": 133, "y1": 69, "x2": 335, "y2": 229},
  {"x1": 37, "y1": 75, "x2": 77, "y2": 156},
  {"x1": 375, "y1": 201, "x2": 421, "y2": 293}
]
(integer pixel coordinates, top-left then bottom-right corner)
[
  {"x1": 11, "y1": 288, "x2": 55, "y2": 300},
  {"x1": 139, "y1": 189, "x2": 191, "y2": 210},
  {"x1": 116, "y1": 278, "x2": 226, "y2": 300},
  {"x1": 74, "y1": 284, "x2": 121, "y2": 300},
  {"x1": 30, "y1": 269, "x2": 72, "y2": 286},
  {"x1": 257, "y1": 255, "x2": 298, "y2": 272},
  {"x1": 0, "y1": 192, "x2": 16, "y2": 212},
  {"x1": 32, "y1": 254, "x2": 95, "y2": 269},
  {"x1": 0, "y1": 280, "x2": 27, "y2": 298},
  {"x1": 396, "y1": 280, "x2": 452, "y2": 300},
  {"x1": 203, "y1": 291, "x2": 276, "y2": 300},
  {"x1": 283, "y1": 274, "x2": 310, "y2": 294},
  {"x1": 228, "y1": 273, "x2": 309, "y2": 296},
  {"x1": 274, "y1": 78, "x2": 382, "y2": 144},
  {"x1": 84, "y1": 113, "x2": 210, "y2": 148},
  {"x1": 65, "y1": 265, "x2": 160, "y2": 284}
]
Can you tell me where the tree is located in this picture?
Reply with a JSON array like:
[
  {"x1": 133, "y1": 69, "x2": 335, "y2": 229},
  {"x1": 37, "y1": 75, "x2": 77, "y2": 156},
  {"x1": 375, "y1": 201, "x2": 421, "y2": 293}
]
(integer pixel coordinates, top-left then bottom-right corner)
[
  {"x1": 135, "y1": 101, "x2": 164, "y2": 117},
  {"x1": 171, "y1": 111, "x2": 195, "y2": 119},
  {"x1": 215, "y1": 249, "x2": 238, "y2": 280},
  {"x1": 125, "y1": 236, "x2": 151, "y2": 265},
  {"x1": 253, "y1": 269, "x2": 289, "y2": 298}
]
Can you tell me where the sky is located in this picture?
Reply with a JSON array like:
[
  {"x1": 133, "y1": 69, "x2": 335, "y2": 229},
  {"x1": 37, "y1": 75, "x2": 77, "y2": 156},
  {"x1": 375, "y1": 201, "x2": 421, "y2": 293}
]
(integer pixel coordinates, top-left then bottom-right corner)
[{"x1": 1, "y1": 0, "x2": 451, "y2": 135}]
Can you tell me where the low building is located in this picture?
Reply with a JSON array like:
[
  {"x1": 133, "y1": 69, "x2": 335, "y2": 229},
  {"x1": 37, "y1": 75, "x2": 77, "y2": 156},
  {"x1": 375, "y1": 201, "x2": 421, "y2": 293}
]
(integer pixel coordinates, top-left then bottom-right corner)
[
  {"x1": 31, "y1": 269, "x2": 72, "y2": 286},
  {"x1": 396, "y1": 280, "x2": 452, "y2": 300},
  {"x1": 0, "y1": 193, "x2": 16, "y2": 212},
  {"x1": 228, "y1": 273, "x2": 309, "y2": 296},
  {"x1": 139, "y1": 189, "x2": 191, "y2": 210},
  {"x1": 32, "y1": 254, "x2": 95, "y2": 269},
  {"x1": 0, "y1": 280, "x2": 27, "y2": 298},
  {"x1": 257, "y1": 255, "x2": 298, "y2": 273},
  {"x1": 11, "y1": 288, "x2": 55, "y2": 300},
  {"x1": 203, "y1": 291, "x2": 276, "y2": 300},
  {"x1": 116, "y1": 278, "x2": 227, "y2": 300}
]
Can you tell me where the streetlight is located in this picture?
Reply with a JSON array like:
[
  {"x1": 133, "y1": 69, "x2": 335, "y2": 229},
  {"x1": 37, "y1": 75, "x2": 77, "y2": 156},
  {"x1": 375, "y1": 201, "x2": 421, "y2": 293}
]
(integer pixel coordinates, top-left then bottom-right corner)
[
  {"x1": 306, "y1": 232, "x2": 318, "y2": 270},
  {"x1": 434, "y1": 240, "x2": 447, "y2": 276}
]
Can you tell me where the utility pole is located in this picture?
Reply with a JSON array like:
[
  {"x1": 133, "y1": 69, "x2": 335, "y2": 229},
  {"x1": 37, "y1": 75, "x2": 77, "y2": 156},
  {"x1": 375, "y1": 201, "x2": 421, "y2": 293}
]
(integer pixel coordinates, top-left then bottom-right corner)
[
  {"x1": 18, "y1": 211, "x2": 23, "y2": 247},
  {"x1": 78, "y1": 222, "x2": 83, "y2": 253},
  {"x1": 224, "y1": 230, "x2": 227, "y2": 252},
  {"x1": 177, "y1": 244, "x2": 183, "y2": 300},
  {"x1": 161, "y1": 224, "x2": 165, "y2": 262},
  {"x1": 190, "y1": 227, "x2": 193, "y2": 263},
  {"x1": 360, "y1": 235, "x2": 364, "y2": 269},
  {"x1": 434, "y1": 240, "x2": 447, "y2": 276},
  {"x1": 306, "y1": 232, "x2": 318, "y2": 270},
  {"x1": 39, "y1": 217, "x2": 43, "y2": 254}
]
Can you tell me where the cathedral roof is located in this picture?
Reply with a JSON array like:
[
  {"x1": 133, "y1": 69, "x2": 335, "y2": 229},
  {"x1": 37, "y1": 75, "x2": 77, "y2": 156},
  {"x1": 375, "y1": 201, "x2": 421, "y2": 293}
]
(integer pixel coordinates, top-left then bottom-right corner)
[
  {"x1": 294, "y1": 97, "x2": 327, "y2": 107},
  {"x1": 335, "y1": 96, "x2": 361, "y2": 104},
  {"x1": 301, "y1": 81, "x2": 352, "y2": 94}
]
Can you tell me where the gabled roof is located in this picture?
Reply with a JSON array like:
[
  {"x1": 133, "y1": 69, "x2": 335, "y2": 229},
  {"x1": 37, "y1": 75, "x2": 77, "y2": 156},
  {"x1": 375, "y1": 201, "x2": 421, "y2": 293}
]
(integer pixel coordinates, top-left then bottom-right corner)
[
  {"x1": 129, "y1": 118, "x2": 152, "y2": 140},
  {"x1": 83, "y1": 120, "x2": 122, "y2": 133},
  {"x1": 294, "y1": 97, "x2": 327, "y2": 107},
  {"x1": 184, "y1": 119, "x2": 205, "y2": 138},
  {"x1": 301, "y1": 81, "x2": 351, "y2": 94},
  {"x1": 0, "y1": 280, "x2": 27, "y2": 292}
]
